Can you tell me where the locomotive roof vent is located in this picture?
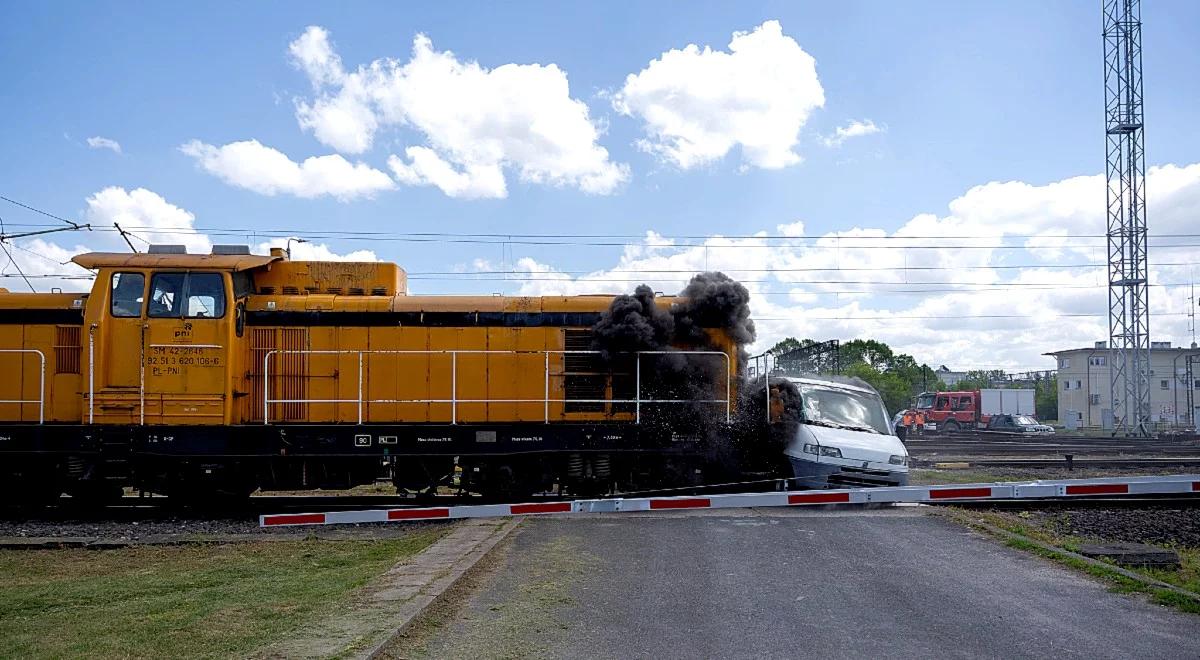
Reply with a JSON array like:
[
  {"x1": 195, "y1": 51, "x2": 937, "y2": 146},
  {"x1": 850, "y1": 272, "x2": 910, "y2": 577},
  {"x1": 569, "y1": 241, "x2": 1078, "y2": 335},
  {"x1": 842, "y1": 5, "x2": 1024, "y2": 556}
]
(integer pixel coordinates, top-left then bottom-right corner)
[
  {"x1": 147, "y1": 244, "x2": 187, "y2": 254},
  {"x1": 211, "y1": 244, "x2": 251, "y2": 255}
]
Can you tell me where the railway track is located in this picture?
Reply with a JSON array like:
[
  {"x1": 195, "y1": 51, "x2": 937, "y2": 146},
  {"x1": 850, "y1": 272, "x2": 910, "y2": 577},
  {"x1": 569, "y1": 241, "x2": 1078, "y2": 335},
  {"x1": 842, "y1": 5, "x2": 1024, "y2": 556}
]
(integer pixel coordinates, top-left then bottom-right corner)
[{"x1": 904, "y1": 432, "x2": 1200, "y2": 463}]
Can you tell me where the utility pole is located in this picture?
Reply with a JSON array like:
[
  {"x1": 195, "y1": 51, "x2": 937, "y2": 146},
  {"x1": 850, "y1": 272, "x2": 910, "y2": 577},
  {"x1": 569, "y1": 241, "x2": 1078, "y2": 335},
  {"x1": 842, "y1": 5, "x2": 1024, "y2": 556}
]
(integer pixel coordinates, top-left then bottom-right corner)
[{"x1": 1103, "y1": 0, "x2": 1151, "y2": 437}]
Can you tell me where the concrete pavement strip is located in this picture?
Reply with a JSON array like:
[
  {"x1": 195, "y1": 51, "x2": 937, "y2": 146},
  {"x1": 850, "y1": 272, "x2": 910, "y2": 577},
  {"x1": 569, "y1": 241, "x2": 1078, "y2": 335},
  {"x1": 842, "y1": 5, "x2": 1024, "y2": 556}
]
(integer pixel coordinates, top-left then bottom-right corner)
[{"x1": 256, "y1": 518, "x2": 521, "y2": 660}]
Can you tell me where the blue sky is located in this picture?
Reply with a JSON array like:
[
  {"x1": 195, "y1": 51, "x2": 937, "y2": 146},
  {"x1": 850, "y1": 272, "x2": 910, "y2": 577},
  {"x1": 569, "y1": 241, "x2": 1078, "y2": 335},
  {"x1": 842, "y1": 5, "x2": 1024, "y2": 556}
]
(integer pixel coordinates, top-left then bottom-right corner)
[{"x1": 2, "y1": 1, "x2": 1199, "y2": 369}]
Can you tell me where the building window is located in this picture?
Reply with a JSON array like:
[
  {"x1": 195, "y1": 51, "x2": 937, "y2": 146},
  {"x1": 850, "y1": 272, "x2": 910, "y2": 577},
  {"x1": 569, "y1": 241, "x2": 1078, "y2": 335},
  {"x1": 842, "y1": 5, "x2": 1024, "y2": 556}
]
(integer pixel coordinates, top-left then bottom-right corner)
[
  {"x1": 1090, "y1": 394, "x2": 1101, "y2": 405},
  {"x1": 1075, "y1": 380, "x2": 1082, "y2": 389},
  {"x1": 1060, "y1": 357, "x2": 1071, "y2": 369},
  {"x1": 1089, "y1": 356, "x2": 1107, "y2": 366},
  {"x1": 1161, "y1": 379, "x2": 1169, "y2": 390},
  {"x1": 1063, "y1": 381, "x2": 1070, "y2": 391}
]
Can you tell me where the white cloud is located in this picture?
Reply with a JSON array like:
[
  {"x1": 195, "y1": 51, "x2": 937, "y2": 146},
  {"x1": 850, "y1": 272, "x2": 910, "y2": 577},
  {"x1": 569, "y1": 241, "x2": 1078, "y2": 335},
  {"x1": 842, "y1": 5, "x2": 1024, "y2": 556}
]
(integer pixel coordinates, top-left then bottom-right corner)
[
  {"x1": 288, "y1": 26, "x2": 628, "y2": 198},
  {"x1": 612, "y1": 20, "x2": 825, "y2": 170},
  {"x1": 254, "y1": 238, "x2": 378, "y2": 262},
  {"x1": 482, "y1": 163, "x2": 1200, "y2": 371},
  {"x1": 821, "y1": 119, "x2": 883, "y2": 148},
  {"x1": 86, "y1": 186, "x2": 211, "y2": 254},
  {"x1": 179, "y1": 139, "x2": 395, "y2": 201},
  {"x1": 86, "y1": 136, "x2": 122, "y2": 154},
  {"x1": 288, "y1": 25, "x2": 345, "y2": 89}
]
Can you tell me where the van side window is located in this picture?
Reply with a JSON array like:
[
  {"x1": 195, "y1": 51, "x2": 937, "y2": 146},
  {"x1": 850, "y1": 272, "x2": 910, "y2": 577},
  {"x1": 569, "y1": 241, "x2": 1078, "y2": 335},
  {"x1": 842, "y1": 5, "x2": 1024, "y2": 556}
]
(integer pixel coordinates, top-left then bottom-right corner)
[
  {"x1": 186, "y1": 273, "x2": 226, "y2": 318},
  {"x1": 110, "y1": 272, "x2": 144, "y2": 318}
]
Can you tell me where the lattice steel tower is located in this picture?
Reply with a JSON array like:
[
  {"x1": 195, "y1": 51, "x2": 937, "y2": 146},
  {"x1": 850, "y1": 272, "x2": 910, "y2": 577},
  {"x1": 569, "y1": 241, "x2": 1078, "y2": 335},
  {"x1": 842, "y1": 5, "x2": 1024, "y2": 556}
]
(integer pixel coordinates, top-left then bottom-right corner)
[{"x1": 1103, "y1": 0, "x2": 1150, "y2": 436}]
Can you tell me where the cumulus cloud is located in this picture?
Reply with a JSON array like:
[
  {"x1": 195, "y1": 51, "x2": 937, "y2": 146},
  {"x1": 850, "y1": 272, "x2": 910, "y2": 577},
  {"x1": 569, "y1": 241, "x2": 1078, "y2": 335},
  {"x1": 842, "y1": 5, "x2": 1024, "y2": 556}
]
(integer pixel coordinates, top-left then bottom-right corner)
[
  {"x1": 254, "y1": 238, "x2": 378, "y2": 262},
  {"x1": 821, "y1": 119, "x2": 883, "y2": 148},
  {"x1": 179, "y1": 139, "x2": 394, "y2": 201},
  {"x1": 288, "y1": 26, "x2": 628, "y2": 198},
  {"x1": 86, "y1": 136, "x2": 122, "y2": 154},
  {"x1": 612, "y1": 20, "x2": 824, "y2": 170},
  {"x1": 477, "y1": 163, "x2": 1200, "y2": 370},
  {"x1": 86, "y1": 186, "x2": 211, "y2": 254}
]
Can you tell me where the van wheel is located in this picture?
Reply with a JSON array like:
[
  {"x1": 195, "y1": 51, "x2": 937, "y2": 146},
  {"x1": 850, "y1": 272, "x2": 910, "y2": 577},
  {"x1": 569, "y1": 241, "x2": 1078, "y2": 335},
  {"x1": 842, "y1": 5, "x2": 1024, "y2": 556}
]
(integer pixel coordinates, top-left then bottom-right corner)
[{"x1": 943, "y1": 419, "x2": 961, "y2": 433}]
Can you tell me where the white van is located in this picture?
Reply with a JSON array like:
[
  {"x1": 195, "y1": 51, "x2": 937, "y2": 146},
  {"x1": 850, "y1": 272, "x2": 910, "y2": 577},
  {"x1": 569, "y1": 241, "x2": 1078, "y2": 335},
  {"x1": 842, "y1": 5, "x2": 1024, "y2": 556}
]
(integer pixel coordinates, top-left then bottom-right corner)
[{"x1": 780, "y1": 376, "x2": 909, "y2": 489}]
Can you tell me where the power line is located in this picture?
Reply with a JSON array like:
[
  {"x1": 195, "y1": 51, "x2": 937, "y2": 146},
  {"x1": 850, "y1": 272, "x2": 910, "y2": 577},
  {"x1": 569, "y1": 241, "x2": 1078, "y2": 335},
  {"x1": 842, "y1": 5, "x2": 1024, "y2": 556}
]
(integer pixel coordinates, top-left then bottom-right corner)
[
  {"x1": 0, "y1": 241, "x2": 35, "y2": 292},
  {"x1": 0, "y1": 194, "x2": 85, "y2": 229}
]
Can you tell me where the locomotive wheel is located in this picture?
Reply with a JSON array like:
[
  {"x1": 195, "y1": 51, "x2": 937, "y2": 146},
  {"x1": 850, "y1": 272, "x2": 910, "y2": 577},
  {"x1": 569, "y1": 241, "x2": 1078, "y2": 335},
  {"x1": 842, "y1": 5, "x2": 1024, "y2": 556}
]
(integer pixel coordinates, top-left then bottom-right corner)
[{"x1": 943, "y1": 419, "x2": 961, "y2": 432}]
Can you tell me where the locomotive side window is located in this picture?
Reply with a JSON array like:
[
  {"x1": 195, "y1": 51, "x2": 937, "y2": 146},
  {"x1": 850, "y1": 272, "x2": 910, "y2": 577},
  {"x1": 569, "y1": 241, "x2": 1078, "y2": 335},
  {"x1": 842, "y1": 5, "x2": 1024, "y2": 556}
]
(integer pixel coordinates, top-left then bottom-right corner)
[
  {"x1": 148, "y1": 272, "x2": 227, "y2": 319},
  {"x1": 186, "y1": 273, "x2": 226, "y2": 318},
  {"x1": 148, "y1": 273, "x2": 186, "y2": 318},
  {"x1": 110, "y1": 272, "x2": 145, "y2": 317}
]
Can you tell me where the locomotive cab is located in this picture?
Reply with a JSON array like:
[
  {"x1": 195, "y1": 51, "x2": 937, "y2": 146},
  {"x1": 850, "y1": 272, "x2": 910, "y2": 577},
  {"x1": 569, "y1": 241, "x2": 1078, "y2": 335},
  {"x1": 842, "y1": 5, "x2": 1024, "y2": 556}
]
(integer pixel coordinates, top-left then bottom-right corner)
[{"x1": 73, "y1": 248, "x2": 273, "y2": 427}]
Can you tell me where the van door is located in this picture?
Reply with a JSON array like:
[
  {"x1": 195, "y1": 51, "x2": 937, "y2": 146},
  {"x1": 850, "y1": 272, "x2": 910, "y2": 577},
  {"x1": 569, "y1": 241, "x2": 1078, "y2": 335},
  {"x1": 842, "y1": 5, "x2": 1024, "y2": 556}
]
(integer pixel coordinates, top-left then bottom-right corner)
[{"x1": 141, "y1": 271, "x2": 230, "y2": 425}]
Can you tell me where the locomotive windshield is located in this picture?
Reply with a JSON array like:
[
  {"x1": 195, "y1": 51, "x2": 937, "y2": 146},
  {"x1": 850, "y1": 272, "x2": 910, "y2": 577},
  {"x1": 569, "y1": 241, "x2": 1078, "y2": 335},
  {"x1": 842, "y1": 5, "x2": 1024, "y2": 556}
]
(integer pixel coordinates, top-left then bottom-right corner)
[
  {"x1": 148, "y1": 272, "x2": 226, "y2": 318},
  {"x1": 797, "y1": 383, "x2": 891, "y2": 435}
]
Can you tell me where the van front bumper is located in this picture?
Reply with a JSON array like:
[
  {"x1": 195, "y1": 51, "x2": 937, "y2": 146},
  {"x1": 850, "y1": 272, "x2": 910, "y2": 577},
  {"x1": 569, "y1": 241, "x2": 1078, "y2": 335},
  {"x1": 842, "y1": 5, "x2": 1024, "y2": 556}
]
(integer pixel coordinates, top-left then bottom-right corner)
[{"x1": 788, "y1": 456, "x2": 909, "y2": 489}]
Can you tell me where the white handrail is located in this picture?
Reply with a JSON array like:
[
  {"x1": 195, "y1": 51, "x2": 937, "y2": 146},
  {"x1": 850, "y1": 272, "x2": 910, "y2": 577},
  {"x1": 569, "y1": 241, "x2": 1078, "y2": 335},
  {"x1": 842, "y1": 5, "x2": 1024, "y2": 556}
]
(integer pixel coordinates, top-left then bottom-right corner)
[
  {"x1": 0, "y1": 349, "x2": 46, "y2": 424},
  {"x1": 261, "y1": 349, "x2": 732, "y2": 426}
]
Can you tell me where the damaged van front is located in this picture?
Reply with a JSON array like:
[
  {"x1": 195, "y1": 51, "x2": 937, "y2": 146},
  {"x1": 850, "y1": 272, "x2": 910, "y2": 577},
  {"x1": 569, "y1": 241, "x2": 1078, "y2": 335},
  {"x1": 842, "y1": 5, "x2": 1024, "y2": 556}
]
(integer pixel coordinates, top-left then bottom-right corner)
[{"x1": 782, "y1": 377, "x2": 909, "y2": 489}]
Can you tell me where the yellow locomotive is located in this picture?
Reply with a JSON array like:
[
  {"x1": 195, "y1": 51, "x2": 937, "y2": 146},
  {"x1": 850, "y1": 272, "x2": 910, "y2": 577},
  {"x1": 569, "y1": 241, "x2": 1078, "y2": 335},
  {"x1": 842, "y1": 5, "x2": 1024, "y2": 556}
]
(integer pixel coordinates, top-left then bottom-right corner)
[{"x1": 0, "y1": 245, "x2": 740, "y2": 503}]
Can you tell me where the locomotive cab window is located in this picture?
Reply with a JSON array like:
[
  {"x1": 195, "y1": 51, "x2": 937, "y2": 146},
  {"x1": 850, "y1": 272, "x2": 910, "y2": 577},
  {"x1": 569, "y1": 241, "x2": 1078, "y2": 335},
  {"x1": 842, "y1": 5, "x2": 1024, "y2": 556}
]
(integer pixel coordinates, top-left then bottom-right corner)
[
  {"x1": 110, "y1": 272, "x2": 145, "y2": 317},
  {"x1": 148, "y1": 272, "x2": 226, "y2": 319}
]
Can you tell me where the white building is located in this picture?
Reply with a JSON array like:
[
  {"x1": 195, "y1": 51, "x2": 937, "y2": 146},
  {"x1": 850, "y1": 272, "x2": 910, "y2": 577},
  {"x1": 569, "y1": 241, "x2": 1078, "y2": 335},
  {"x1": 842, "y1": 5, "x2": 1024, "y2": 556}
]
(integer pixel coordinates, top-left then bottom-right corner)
[
  {"x1": 934, "y1": 365, "x2": 967, "y2": 388},
  {"x1": 1045, "y1": 341, "x2": 1200, "y2": 429}
]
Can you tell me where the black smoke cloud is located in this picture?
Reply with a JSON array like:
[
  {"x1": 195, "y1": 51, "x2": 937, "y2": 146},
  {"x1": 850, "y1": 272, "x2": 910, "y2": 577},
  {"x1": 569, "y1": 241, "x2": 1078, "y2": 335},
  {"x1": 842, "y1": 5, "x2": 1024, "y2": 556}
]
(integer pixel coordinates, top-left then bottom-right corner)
[
  {"x1": 672, "y1": 272, "x2": 756, "y2": 347},
  {"x1": 589, "y1": 284, "x2": 674, "y2": 361},
  {"x1": 590, "y1": 272, "x2": 805, "y2": 478},
  {"x1": 589, "y1": 272, "x2": 765, "y2": 430}
]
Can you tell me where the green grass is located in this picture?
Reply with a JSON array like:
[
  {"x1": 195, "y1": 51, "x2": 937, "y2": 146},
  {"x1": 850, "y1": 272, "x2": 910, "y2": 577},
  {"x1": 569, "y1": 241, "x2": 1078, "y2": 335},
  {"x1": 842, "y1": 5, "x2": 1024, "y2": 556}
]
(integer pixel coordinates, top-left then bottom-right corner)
[
  {"x1": 0, "y1": 529, "x2": 446, "y2": 659},
  {"x1": 909, "y1": 469, "x2": 1012, "y2": 485}
]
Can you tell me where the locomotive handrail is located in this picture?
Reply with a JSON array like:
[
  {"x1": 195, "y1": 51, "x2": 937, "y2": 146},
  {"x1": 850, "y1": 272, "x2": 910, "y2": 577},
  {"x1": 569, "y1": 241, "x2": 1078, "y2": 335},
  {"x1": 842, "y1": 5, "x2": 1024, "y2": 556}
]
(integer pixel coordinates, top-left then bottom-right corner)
[
  {"x1": 261, "y1": 349, "x2": 731, "y2": 426},
  {"x1": 0, "y1": 349, "x2": 46, "y2": 424}
]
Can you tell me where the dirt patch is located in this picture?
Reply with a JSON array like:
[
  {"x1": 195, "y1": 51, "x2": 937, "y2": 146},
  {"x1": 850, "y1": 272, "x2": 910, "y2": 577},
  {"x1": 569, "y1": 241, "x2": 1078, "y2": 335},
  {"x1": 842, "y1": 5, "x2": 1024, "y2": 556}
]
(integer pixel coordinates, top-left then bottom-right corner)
[{"x1": 383, "y1": 529, "x2": 596, "y2": 659}]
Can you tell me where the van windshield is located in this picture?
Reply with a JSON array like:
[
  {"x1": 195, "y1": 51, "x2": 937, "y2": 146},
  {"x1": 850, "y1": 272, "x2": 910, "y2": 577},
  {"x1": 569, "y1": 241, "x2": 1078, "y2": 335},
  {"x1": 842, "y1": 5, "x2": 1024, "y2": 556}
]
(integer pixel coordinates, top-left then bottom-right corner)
[{"x1": 796, "y1": 384, "x2": 891, "y2": 435}]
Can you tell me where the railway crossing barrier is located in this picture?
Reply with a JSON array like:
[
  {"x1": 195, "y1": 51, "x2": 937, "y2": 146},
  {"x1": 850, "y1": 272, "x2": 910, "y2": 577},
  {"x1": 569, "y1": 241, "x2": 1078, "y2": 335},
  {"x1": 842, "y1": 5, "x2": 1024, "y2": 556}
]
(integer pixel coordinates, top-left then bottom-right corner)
[{"x1": 260, "y1": 474, "x2": 1200, "y2": 528}]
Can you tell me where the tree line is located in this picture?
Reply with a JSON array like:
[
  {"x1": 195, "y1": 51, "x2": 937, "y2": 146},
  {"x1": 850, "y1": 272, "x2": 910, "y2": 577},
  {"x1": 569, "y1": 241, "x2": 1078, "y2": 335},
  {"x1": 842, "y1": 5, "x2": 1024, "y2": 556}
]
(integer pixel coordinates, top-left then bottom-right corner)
[{"x1": 768, "y1": 338, "x2": 1058, "y2": 420}]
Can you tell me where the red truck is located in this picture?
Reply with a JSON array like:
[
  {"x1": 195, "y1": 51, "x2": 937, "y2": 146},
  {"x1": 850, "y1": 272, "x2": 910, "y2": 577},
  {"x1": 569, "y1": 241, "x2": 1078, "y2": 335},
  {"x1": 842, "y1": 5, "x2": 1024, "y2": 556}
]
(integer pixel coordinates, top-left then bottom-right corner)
[{"x1": 913, "y1": 389, "x2": 1036, "y2": 432}]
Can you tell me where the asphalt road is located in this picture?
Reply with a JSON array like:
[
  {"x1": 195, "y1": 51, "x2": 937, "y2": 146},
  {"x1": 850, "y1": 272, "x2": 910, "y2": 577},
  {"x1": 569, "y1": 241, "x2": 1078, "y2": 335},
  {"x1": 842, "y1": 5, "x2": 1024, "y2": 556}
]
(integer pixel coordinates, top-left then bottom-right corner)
[{"x1": 398, "y1": 508, "x2": 1200, "y2": 659}]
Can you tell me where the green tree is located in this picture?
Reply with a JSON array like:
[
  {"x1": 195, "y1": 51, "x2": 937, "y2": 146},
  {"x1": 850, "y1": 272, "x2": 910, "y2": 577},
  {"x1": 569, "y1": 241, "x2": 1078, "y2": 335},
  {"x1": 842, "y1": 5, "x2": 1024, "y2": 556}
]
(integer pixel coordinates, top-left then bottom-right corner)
[
  {"x1": 956, "y1": 369, "x2": 1007, "y2": 390},
  {"x1": 1035, "y1": 374, "x2": 1058, "y2": 421},
  {"x1": 768, "y1": 337, "x2": 802, "y2": 355},
  {"x1": 845, "y1": 362, "x2": 912, "y2": 414},
  {"x1": 840, "y1": 339, "x2": 893, "y2": 371}
]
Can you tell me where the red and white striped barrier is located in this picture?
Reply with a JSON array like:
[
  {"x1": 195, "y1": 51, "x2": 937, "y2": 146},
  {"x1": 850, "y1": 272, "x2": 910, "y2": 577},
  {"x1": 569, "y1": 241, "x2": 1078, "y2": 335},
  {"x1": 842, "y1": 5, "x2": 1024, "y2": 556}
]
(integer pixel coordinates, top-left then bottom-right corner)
[{"x1": 259, "y1": 474, "x2": 1200, "y2": 528}]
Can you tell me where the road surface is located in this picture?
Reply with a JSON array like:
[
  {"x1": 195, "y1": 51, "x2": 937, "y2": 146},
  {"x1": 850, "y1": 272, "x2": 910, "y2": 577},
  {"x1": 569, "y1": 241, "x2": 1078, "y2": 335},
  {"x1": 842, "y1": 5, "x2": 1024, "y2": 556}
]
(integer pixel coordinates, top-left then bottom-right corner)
[{"x1": 388, "y1": 508, "x2": 1200, "y2": 659}]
